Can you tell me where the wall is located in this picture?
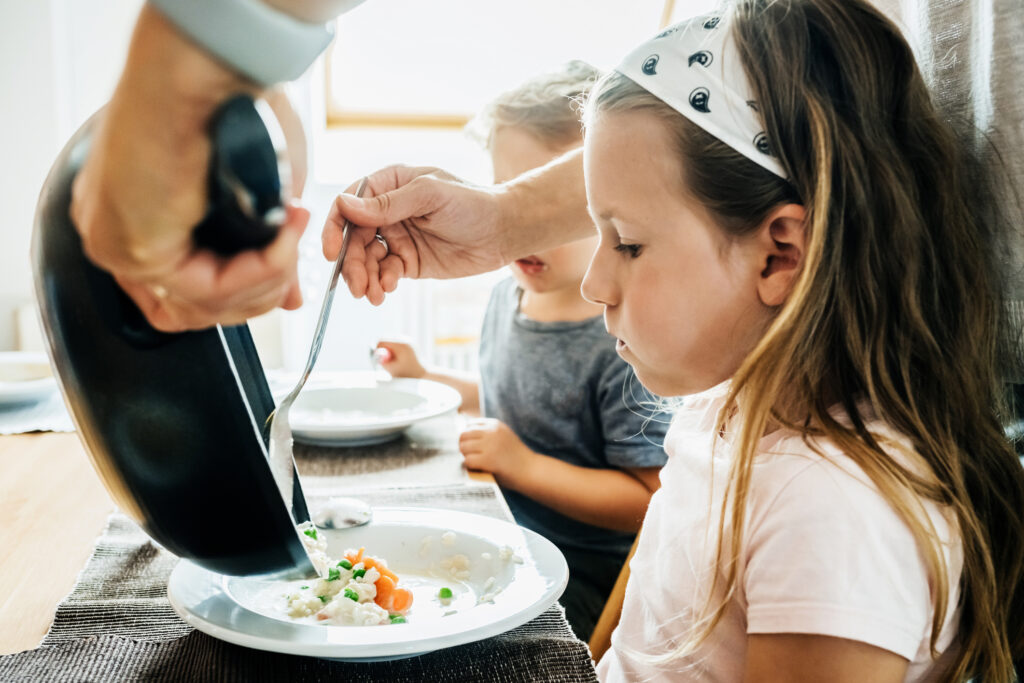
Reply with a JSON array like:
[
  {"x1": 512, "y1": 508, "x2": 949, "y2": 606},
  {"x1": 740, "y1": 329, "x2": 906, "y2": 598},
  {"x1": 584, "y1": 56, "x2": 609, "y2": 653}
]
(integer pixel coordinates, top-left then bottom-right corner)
[{"x1": 0, "y1": 0, "x2": 142, "y2": 350}]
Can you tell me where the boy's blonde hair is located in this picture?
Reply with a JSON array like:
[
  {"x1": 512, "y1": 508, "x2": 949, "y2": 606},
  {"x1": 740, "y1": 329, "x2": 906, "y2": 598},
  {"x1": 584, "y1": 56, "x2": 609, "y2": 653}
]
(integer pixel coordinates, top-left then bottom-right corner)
[
  {"x1": 586, "y1": 1, "x2": 1024, "y2": 680},
  {"x1": 469, "y1": 60, "x2": 602, "y2": 151}
]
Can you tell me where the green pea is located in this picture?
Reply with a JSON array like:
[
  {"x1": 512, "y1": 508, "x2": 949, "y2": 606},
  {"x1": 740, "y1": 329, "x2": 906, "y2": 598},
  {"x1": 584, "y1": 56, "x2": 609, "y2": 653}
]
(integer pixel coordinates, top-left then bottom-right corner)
[
  {"x1": 438, "y1": 587, "x2": 453, "y2": 599},
  {"x1": 303, "y1": 528, "x2": 318, "y2": 541},
  {"x1": 317, "y1": 595, "x2": 328, "y2": 603},
  {"x1": 327, "y1": 567, "x2": 341, "y2": 582},
  {"x1": 352, "y1": 568, "x2": 367, "y2": 579},
  {"x1": 338, "y1": 559, "x2": 352, "y2": 569},
  {"x1": 344, "y1": 588, "x2": 359, "y2": 602},
  {"x1": 389, "y1": 614, "x2": 406, "y2": 624}
]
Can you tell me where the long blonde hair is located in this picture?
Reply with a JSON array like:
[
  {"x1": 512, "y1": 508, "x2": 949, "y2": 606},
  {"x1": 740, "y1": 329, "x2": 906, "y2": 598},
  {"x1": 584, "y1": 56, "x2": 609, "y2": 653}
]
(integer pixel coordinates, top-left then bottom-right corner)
[{"x1": 587, "y1": 1, "x2": 1024, "y2": 680}]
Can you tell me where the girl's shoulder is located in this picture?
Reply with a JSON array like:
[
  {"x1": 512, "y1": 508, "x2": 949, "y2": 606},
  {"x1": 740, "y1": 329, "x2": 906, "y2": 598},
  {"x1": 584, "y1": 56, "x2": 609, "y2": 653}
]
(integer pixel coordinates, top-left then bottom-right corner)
[
  {"x1": 743, "y1": 419, "x2": 961, "y2": 589},
  {"x1": 738, "y1": 422, "x2": 963, "y2": 669}
]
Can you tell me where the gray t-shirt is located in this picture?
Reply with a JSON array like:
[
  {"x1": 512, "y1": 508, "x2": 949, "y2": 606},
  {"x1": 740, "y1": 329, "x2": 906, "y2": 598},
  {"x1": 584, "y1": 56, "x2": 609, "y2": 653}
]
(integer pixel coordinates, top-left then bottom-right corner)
[{"x1": 479, "y1": 278, "x2": 670, "y2": 557}]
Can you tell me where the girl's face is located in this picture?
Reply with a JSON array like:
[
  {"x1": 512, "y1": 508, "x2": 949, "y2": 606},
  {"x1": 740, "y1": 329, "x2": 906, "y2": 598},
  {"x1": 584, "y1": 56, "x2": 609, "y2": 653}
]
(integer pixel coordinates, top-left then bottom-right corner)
[
  {"x1": 491, "y1": 126, "x2": 597, "y2": 295},
  {"x1": 581, "y1": 110, "x2": 775, "y2": 397}
]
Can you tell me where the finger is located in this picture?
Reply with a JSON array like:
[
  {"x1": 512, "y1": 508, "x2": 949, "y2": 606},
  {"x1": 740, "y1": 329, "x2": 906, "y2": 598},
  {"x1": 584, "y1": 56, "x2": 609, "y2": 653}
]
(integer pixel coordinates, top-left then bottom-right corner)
[
  {"x1": 363, "y1": 164, "x2": 442, "y2": 197},
  {"x1": 362, "y1": 234, "x2": 389, "y2": 306},
  {"x1": 322, "y1": 194, "x2": 361, "y2": 261},
  {"x1": 459, "y1": 432, "x2": 482, "y2": 447},
  {"x1": 461, "y1": 454, "x2": 488, "y2": 472},
  {"x1": 376, "y1": 226, "x2": 422, "y2": 281},
  {"x1": 116, "y1": 278, "x2": 189, "y2": 333},
  {"x1": 332, "y1": 176, "x2": 438, "y2": 232},
  {"x1": 339, "y1": 226, "x2": 376, "y2": 298},
  {"x1": 280, "y1": 278, "x2": 303, "y2": 310},
  {"x1": 378, "y1": 254, "x2": 405, "y2": 293},
  {"x1": 169, "y1": 203, "x2": 307, "y2": 307}
]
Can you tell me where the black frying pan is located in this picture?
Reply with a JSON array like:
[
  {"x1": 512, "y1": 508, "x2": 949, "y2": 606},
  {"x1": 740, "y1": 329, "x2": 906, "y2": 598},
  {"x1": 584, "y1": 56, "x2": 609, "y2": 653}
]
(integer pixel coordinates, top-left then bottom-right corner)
[{"x1": 32, "y1": 96, "x2": 314, "y2": 577}]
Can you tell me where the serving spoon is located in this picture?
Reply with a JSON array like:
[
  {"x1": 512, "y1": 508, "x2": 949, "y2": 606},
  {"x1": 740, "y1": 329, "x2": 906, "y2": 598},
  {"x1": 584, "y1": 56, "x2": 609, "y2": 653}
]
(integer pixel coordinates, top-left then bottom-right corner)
[{"x1": 268, "y1": 177, "x2": 372, "y2": 530}]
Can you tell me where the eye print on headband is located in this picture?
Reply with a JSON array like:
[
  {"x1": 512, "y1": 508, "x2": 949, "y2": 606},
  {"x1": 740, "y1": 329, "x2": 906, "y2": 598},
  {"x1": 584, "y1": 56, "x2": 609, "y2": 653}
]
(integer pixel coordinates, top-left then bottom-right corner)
[
  {"x1": 703, "y1": 16, "x2": 721, "y2": 29},
  {"x1": 687, "y1": 50, "x2": 713, "y2": 67},
  {"x1": 642, "y1": 55, "x2": 660, "y2": 75},
  {"x1": 753, "y1": 132, "x2": 772, "y2": 155},
  {"x1": 689, "y1": 87, "x2": 711, "y2": 113}
]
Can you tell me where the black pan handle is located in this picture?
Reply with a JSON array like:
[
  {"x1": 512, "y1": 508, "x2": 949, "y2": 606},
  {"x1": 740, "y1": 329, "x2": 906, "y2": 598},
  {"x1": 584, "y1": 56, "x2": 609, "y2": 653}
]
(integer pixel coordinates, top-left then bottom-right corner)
[{"x1": 192, "y1": 94, "x2": 288, "y2": 256}]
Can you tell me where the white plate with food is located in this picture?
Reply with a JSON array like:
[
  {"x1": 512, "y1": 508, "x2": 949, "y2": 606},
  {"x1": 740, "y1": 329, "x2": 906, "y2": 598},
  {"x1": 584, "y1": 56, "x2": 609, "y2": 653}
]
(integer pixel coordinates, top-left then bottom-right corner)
[
  {"x1": 288, "y1": 379, "x2": 462, "y2": 446},
  {"x1": 0, "y1": 351, "x2": 57, "y2": 407},
  {"x1": 167, "y1": 508, "x2": 568, "y2": 661}
]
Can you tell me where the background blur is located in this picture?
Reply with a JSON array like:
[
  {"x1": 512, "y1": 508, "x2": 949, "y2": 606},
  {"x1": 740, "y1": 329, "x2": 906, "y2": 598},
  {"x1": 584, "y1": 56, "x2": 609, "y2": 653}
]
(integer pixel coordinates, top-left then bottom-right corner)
[{"x1": 0, "y1": 0, "x2": 716, "y2": 374}]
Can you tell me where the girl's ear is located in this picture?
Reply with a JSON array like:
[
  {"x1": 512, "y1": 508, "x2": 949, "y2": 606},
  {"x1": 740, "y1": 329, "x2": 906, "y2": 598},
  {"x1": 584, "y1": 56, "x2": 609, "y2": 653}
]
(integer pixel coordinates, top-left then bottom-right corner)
[{"x1": 755, "y1": 204, "x2": 806, "y2": 307}]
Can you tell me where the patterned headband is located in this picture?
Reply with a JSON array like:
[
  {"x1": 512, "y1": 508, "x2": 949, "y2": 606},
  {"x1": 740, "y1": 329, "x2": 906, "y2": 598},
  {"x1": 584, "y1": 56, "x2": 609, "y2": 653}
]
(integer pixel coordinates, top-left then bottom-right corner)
[{"x1": 615, "y1": 14, "x2": 788, "y2": 179}]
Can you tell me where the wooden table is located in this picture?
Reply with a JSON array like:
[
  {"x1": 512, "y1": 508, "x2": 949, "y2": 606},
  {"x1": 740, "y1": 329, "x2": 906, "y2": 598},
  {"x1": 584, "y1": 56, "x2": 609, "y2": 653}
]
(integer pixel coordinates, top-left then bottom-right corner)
[
  {"x1": 0, "y1": 428, "x2": 494, "y2": 656},
  {"x1": 0, "y1": 433, "x2": 115, "y2": 655}
]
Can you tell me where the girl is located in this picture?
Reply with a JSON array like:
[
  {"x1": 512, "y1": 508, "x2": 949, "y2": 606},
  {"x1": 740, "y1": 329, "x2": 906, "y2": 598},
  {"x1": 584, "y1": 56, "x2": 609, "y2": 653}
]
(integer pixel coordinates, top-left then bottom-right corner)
[{"x1": 325, "y1": 0, "x2": 1024, "y2": 679}]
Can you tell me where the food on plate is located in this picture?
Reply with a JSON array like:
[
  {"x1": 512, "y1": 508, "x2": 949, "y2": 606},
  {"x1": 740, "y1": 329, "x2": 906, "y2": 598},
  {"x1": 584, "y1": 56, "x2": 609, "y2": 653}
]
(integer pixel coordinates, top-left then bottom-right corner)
[{"x1": 289, "y1": 523, "x2": 414, "y2": 625}]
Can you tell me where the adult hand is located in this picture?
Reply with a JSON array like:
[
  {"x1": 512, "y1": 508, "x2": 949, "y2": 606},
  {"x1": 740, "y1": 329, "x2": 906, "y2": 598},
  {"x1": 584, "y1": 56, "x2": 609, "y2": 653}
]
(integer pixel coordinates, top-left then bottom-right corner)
[
  {"x1": 458, "y1": 417, "x2": 536, "y2": 486},
  {"x1": 322, "y1": 148, "x2": 589, "y2": 306},
  {"x1": 70, "y1": 4, "x2": 308, "y2": 332},
  {"x1": 322, "y1": 165, "x2": 508, "y2": 306}
]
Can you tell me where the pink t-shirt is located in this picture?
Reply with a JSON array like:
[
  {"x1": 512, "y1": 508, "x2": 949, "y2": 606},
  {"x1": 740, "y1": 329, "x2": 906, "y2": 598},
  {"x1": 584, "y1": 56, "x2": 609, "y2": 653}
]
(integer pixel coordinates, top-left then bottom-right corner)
[{"x1": 597, "y1": 382, "x2": 963, "y2": 682}]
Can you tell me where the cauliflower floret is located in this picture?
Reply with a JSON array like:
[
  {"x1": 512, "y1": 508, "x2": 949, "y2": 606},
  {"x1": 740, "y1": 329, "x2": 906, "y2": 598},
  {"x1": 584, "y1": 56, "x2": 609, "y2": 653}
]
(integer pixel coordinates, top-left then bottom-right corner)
[
  {"x1": 287, "y1": 590, "x2": 325, "y2": 618},
  {"x1": 320, "y1": 593, "x2": 390, "y2": 625},
  {"x1": 344, "y1": 578, "x2": 377, "y2": 603},
  {"x1": 296, "y1": 522, "x2": 331, "y2": 576}
]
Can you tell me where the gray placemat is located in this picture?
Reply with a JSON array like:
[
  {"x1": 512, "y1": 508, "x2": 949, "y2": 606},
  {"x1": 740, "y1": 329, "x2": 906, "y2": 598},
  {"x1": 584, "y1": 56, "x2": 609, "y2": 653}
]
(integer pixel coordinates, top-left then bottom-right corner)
[
  {"x1": 0, "y1": 485, "x2": 596, "y2": 682},
  {"x1": 295, "y1": 413, "x2": 470, "y2": 490}
]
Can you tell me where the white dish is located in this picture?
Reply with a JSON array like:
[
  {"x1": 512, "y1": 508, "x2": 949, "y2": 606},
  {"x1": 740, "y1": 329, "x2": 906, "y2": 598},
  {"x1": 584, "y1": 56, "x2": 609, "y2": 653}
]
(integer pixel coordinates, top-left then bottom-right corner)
[
  {"x1": 167, "y1": 508, "x2": 568, "y2": 661},
  {"x1": 288, "y1": 379, "x2": 462, "y2": 446},
  {"x1": 0, "y1": 352, "x2": 57, "y2": 407}
]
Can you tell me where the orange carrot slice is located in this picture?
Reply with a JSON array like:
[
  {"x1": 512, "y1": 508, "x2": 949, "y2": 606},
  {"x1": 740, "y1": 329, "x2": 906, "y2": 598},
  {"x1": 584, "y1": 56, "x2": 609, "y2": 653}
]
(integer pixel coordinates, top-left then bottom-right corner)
[
  {"x1": 390, "y1": 588, "x2": 413, "y2": 613},
  {"x1": 374, "y1": 574, "x2": 395, "y2": 609},
  {"x1": 345, "y1": 547, "x2": 365, "y2": 565},
  {"x1": 362, "y1": 556, "x2": 398, "y2": 583}
]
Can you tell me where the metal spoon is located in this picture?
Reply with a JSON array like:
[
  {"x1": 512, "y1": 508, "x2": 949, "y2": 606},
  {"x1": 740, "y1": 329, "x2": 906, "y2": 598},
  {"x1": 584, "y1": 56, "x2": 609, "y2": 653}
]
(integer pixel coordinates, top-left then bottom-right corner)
[{"x1": 268, "y1": 177, "x2": 371, "y2": 527}]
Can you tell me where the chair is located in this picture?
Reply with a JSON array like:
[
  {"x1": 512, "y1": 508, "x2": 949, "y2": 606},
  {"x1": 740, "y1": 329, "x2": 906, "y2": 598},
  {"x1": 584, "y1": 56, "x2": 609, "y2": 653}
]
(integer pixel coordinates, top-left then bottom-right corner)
[{"x1": 587, "y1": 536, "x2": 638, "y2": 662}]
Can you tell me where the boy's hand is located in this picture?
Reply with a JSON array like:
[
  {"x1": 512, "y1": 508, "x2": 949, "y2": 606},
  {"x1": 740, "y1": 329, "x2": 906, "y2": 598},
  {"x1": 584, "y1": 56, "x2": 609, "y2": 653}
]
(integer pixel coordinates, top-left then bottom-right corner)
[
  {"x1": 374, "y1": 340, "x2": 425, "y2": 379},
  {"x1": 458, "y1": 418, "x2": 535, "y2": 485}
]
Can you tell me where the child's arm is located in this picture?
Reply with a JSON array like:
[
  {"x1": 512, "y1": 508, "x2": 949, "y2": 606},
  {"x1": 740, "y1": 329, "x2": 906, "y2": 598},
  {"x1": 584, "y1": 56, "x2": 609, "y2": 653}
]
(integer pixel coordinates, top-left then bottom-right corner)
[
  {"x1": 376, "y1": 340, "x2": 481, "y2": 415},
  {"x1": 744, "y1": 634, "x2": 908, "y2": 683},
  {"x1": 458, "y1": 418, "x2": 659, "y2": 532}
]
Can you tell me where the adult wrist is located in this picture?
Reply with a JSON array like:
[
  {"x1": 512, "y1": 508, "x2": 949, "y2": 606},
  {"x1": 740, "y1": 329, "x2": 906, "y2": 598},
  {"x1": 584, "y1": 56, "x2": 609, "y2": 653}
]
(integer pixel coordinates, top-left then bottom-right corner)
[
  {"x1": 494, "y1": 181, "x2": 528, "y2": 265},
  {"x1": 147, "y1": 0, "x2": 342, "y2": 87}
]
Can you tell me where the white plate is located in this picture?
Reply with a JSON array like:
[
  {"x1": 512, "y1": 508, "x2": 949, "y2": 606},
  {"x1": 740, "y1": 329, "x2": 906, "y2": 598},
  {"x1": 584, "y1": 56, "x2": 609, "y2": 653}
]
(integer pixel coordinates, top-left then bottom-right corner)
[
  {"x1": 0, "y1": 352, "x2": 57, "y2": 407},
  {"x1": 289, "y1": 379, "x2": 462, "y2": 446},
  {"x1": 167, "y1": 508, "x2": 568, "y2": 661}
]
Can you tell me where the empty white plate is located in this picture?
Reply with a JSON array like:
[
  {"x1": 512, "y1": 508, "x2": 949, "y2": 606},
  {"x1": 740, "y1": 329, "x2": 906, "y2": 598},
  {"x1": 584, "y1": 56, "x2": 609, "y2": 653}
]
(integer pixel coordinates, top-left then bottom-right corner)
[
  {"x1": 167, "y1": 507, "x2": 569, "y2": 661},
  {"x1": 289, "y1": 379, "x2": 462, "y2": 446},
  {"x1": 0, "y1": 351, "x2": 57, "y2": 407}
]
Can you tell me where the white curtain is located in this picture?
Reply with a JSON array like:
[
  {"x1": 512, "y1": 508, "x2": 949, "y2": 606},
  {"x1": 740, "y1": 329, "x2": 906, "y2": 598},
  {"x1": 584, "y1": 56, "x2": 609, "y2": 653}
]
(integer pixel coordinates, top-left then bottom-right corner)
[{"x1": 876, "y1": 0, "x2": 1024, "y2": 379}]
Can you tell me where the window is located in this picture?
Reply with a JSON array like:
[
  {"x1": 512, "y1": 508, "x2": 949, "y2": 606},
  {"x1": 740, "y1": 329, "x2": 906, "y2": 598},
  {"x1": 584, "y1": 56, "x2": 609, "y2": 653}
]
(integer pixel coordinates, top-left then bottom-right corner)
[{"x1": 292, "y1": 0, "x2": 716, "y2": 373}]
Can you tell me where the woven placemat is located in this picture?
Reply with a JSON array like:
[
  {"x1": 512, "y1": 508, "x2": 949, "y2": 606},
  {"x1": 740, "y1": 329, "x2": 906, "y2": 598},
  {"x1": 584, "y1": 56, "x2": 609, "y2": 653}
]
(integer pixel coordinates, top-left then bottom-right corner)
[{"x1": 0, "y1": 485, "x2": 596, "y2": 682}]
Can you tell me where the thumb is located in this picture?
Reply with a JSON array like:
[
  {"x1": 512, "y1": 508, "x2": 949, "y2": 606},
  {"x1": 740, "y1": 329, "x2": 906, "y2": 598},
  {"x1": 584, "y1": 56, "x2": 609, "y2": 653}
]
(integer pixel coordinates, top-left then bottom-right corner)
[{"x1": 334, "y1": 179, "x2": 434, "y2": 228}]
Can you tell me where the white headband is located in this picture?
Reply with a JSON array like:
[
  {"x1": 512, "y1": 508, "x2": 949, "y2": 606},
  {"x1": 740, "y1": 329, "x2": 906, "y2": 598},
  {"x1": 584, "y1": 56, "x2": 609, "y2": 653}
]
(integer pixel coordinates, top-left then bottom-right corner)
[{"x1": 615, "y1": 14, "x2": 788, "y2": 179}]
